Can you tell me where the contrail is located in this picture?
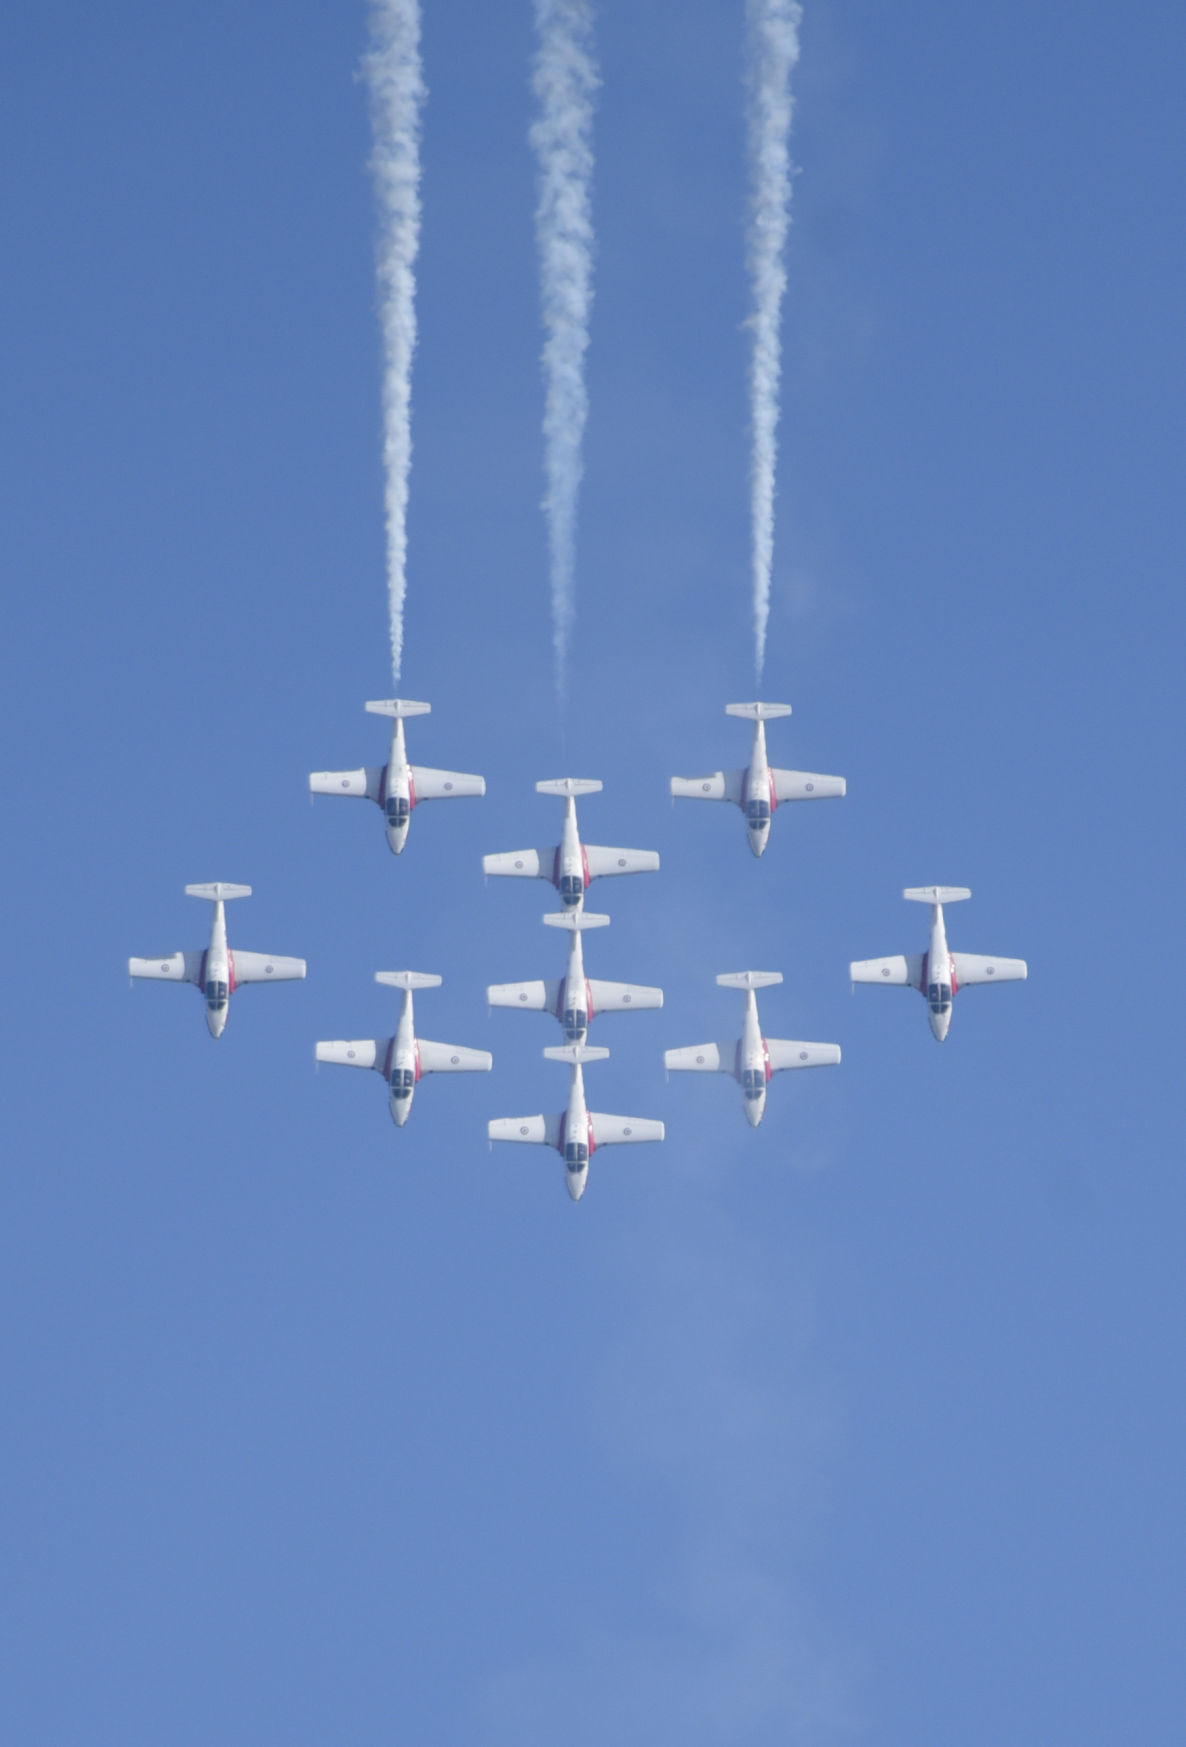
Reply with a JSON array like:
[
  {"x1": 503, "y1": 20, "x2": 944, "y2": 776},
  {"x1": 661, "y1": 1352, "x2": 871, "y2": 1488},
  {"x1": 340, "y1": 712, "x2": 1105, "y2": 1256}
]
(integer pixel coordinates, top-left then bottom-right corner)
[
  {"x1": 745, "y1": 0, "x2": 802, "y2": 681},
  {"x1": 530, "y1": 0, "x2": 599, "y2": 699},
  {"x1": 363, "y1": 0, "x2": 424, "y2": 686}
]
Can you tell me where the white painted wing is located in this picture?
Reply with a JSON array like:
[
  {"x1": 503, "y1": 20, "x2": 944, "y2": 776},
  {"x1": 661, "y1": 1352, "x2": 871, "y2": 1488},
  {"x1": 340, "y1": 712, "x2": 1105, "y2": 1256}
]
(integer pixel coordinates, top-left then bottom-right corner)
[
  {"x1": 315, "y1": 1039, "x2": 389, "y2": 1072},
  {"x1": 771, "y1": 768, "x2": 846, "y2": 802},
  {"x1": 410, "y1": 765, "x2": 486, "y2": 801},
  {"x1": 589, "y1": 1113, "x2": 665, "y2": 1147},
  {"x1": 764, "y1": 1039, "x2": 842, "y2": 1073},
  {"x1": 309, "y1": 766, "x2": 384, "y2": 801},
  {"x1": 488, "y1": 1113, "x2": 565, "y2": 1148},
  {"x1": 587, "y1": 979, "x2": 663, "y2": 1015},
  {"x1": 583, "y1": 845, "x2": 661, "y2": 880},
  {"x1": 231, "y1": 951, "x2": 306, "y2": 985},
  {"x1": 487, "y1": 979, "x2": 560, "y2": 1013},
  {"x1": 129, "y1": 950, "x2": 204, "y2": 985},
  {"x1": 483, "y1": 848, "x2": 553, "y2": 880},
  {"x1": 416, "y1": 1039, "x2": 492, "y2": 1074},
  {"x1": 953, "y1": 953, "x2": 1028, "y2": 988},
  {"x1": 664, "y1": 1042, "x2": 735, "y2": 1074},
  {"x1": 670, "y1": 769, "x2": 746, "y2": 804},
  {"x1": 850, "y1": 954, "x2": 924, "y2": 990}
]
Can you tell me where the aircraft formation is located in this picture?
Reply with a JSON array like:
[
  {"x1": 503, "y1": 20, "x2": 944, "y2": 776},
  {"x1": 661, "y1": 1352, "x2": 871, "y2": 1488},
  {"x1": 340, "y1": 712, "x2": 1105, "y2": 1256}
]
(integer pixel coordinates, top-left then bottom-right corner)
[{"x1": 129, "y1": 699, "x2": 1027, "y2": 1199}]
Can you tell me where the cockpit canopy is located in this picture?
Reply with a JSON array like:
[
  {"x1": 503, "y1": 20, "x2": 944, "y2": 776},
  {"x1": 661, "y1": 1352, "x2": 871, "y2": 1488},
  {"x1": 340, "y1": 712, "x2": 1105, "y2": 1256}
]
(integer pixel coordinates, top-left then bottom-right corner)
[
  {"x1": 564, "y1": 1141, "x2": 589, "y2": 1172},
  {"x1": 385, "y1": 795, "x2": 410, "y2": 828},
  {"x1": 558, "y1": 872, "x2": 584, "y2": 903},
  {"x1": 389, "y1": 1067, "x2": 415, "y2": 1100},
  {"x1": 204, "y1": 979, "x2": 228, "y2": 1011},
  {"x1": 927, "y1": 982, "x2": 952, "y2": 1014},
  {"x1": 746, "y1": 799, "x2": 771, "y2": 828},
  {"x1": 741, "y1": 1066, "x2": 765, "y2": 1101},
  {"x1": 562, "y1": 1008, "x2": 587, "y2": 1042}
]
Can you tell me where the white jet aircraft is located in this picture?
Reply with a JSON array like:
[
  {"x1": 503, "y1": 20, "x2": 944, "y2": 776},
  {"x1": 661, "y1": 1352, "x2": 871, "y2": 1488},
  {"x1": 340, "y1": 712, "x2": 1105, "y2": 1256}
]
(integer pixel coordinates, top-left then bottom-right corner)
[
  {"x1": 488, "y1": 1043, "x2": 664, "y2": 1201},
  {"x1": 309, "y1": 699, "x2": 485, "y2": 855},
  {"x1": 483, "y1": 779, "x2": 659, "y2": 910},
  {"x1": 665, "y1": 971, "x2": 841, "y2": 1127},
  {"x1": 487, "y1": 911, "x2": 663, "y2": 1045},
  {"x1": 315, "y1": 972, "x2": 492, "y2": 1127},
  {"x1": 128, "y1": 883, "x2": 306, "y2": 1038},
  {"x1": 670, "y1": 702, "x2": 846, "y2": 857},
  {"x1": 850, "y1": 887, "x2": 1028, "y2": 1042}
]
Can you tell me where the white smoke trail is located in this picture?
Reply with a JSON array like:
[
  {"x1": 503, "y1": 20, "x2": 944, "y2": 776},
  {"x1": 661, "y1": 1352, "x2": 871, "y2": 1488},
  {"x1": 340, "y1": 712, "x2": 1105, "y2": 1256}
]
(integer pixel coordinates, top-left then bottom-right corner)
[
  {"x1": 530, "y1": 0, "x2": 599, "y2": 698},
  {"x1": 363, "y1": 0, "x2": 424, "y2": 686},
  {"x1": 745, "y1": 0, "x2": 802, "y2": 681}
]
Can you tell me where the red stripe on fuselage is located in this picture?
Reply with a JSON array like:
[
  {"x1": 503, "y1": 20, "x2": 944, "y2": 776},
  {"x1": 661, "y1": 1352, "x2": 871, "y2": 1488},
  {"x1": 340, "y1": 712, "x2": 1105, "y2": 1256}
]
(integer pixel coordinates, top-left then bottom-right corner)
[
  {"x1": 227, "y1": 950, "x2": 237, "y2": 995},
  {"x1": 581, "y1": 843, "x2": 591, "y2": 888},
  {"x1": 413, "y1": 1039, "x2": 422, "y2": 1083},
  {"x1": 767, "y1": 770, "x2": 778, "y2": 813},
  {"x1": 761, "y1": 1037, "x2": 772, "y2": 1082}
]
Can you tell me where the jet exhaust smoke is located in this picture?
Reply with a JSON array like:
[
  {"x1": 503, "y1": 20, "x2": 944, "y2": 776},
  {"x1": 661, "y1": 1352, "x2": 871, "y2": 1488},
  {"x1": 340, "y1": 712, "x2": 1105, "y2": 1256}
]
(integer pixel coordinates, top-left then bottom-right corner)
[
  {"x1": 745, "y1": 0, "x2": 802, "y2": 680},
  {"x1": 530, "y1": 0, "x2": 599, "y2": 699},
  {"x1": 363, "y1": 0, "x2": 425, "y2": 686}
]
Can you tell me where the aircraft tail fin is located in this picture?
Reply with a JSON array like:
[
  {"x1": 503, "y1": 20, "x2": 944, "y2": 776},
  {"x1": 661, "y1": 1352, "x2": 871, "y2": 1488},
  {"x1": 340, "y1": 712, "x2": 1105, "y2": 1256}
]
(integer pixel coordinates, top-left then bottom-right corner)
[
  {"x1": 365, "y1": 698, "x2": 432, "y2": 719},
  {"x1": 716, "y1": 970, "x2": 783, "y2": 991},
  {"x1": 375, "y1": 971, "x2": 443, "y2": 991},
  {"x1": 544, "y1": 1043, "x2": 610, "y2": 1065},
  {"x1": 535, "y1": 778, "x2": 603, "y2": 798},
  {"x1": 725, "y1": 702, "x2": 792, "y2": 722},
  {"x1": 185, "y1": 882, "x2": 251, "y2": 902},
  {"x1": 543, "y1": 911, "x2": 611, "y2": 932},
  {"x1": 903, "y1": 886, "x2": 971, "y2": 905}
]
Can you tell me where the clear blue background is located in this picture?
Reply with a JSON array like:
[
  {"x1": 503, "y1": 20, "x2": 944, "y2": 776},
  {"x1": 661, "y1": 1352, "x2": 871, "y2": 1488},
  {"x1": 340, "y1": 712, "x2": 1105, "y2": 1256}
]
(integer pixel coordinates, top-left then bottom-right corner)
[{"x1": 2, "y1": 2, "x2": 1183, "y2": 1740}]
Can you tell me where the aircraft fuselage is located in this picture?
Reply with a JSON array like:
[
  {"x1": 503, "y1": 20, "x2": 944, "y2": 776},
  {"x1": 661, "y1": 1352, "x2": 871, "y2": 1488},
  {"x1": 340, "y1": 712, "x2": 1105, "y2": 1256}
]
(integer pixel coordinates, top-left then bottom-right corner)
[
  {"x1": 922, "y1": 905, "x2": 955, "y2": 1042},
  {"x1": 736, "y1": 988, "x2": 772, "y2": 1124},
  {"x1": 559, "y1": 1064, "x2": 594, "y2": 1200},
  {"x1": 554, "y1": 796, "x2": 590, "y2": 908},
  {"x1": 379, "y1": 717, "x2": 416, "y2": 855},
  {"x1": 743, "y1": 720, "x2": 776, "y2": 858},
  {"x1": 202, "y1": 900, "x2": 232, "y2": 1038},
  {"x1": 384, "y1": 988, "x2": 420, "y2": 1124}
]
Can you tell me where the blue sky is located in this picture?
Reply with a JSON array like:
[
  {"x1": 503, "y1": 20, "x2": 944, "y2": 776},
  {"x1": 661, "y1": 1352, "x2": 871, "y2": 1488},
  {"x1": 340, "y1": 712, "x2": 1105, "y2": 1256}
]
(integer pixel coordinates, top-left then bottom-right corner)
[{"x1": 2, "y1": 2, "x2": 1183, "y2": 1741}]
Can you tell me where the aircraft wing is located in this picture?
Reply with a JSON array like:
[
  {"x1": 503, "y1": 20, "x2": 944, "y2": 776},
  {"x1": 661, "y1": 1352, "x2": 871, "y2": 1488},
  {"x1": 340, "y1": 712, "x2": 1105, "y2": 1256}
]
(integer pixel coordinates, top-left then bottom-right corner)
[
  {"x1": 664, "y1": 1042, "x2": 735, "y2": 1075},
  {"x1": 488, "y1": 1113, "x2": 565, "y2": 1148},
  {"x1": 952, "y1": 953, "x2": 1028, "y2": 988},
  {"x1": 410, "y1": 765, "x2": 486, "y2": 801},
  {"x1": 487, "y1": 979, "x2": 561, "y2": 1013},
  {"x1": 850, "y1": 954, "x2": 924, "y2": 990},
  {"x1": 315, "y1": 1039, "x2": 390, "y2": 1072},
  {"x1": 587, "y1": 978, "x2": 663, "y2": 1015},
  {"x1": 771, "y1": 768, "x2": 847, "y2": 802},
  {"x1": 589, "y1": 1113, "x2": 665, "y2": 1147},
  {"x1": 764, "y1": 1039, "x2": 842, "y2": 1073},
  {"x1": 231, "y1": 951, "x2": 306, "y2": 985},
  {"x1": 416, "y1": 1039, "x2": 492, "y2": 1074},
  {"x1": 128, "y1": 951, "x2": 205, "y2": 985},
  {"x1": 483, "y1": 848, "x2": 554, "y2": 880},
  {"x1": 583, "y1": 845, "x2": 661, "y2": 880},
  {"x1": 670, "y1": 770, "x2": 746, "y2": 804},
  {"x1": 309, "y1": 766, "x2": 384, "y2": 801}
]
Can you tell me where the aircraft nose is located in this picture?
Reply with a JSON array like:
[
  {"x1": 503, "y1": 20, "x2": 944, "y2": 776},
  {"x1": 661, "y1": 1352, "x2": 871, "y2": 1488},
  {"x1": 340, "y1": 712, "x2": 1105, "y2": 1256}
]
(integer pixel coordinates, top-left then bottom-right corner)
[
  {"x1": 747, "y1": 830, "x2": 767, "y2": 859},
  {"x1": 206, "y1": 1008, "x2": 226, "y2": 1039},
  {"x1": 386, "y1": 827, "x2": 409, "y2": 856},
  {"x1": 391, "y1": 1098, "x2": 411, "y2": 1127},
  {"x1": 744, "y1": 1098, "x2": 763, "y2": 1128},
  {"x1": 929, "y1": 1010, "x2": 951, "y2": 1043},
  {"x1": 566, "y1": 1169, "x2": 587, "y2": 1202}
]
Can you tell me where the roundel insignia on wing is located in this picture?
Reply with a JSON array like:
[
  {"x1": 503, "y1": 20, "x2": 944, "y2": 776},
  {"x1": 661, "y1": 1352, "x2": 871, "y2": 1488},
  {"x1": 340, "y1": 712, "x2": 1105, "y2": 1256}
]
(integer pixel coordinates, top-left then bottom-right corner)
[
  {"x1": 702, "y1": 782, "x2": 711, "y2": 791},
  {"x1": 347, "y1": 1049, "x2": 356, "y2": 1059},
  {"x1": 987, "y1": 965, "x2": 996, "y2": 975},
  {"x1": 341, "y1": 779, "x2": 350, "y2": 788},
  {"x1": 265, "y1": 965, "x2": 274, "y2": 974},
  {"x1": 881, "y1": 967, "x2": 891, "y2": 977},
  {"x1": 514, "y1": 859, "x2": 525, "y2": 869},
  {"x1": 617, "y1": 858, "x2": 626, "y2": 867},
  {"x1": 444, "y1": 781, "x2": 453, "y2": 791},
  {"x1": 622, "y1": 994, "x2": 632, "y2": 1003},
  {"x1": 695, "y1": 1054, "x2": 705, "y2": 1064},
  {"x1": 799, "y1": 1051, "x2": 808, "y2": 1061},
  {"x1": 519, "y1": 992, "x2": 528, "y2": 1002},
  {"x1": 805, "y1": 782, "x2": 814, "y2": 792},
  {"x1": 519, "y1": 1125, "x2": 529, "y2": 1135},
  {"x1": 623, "y1": 1126, "x2": 632, "y2": 1136},
  {"x1": 450, "y1": 1055, "x2": 459, "y2": 1065}
]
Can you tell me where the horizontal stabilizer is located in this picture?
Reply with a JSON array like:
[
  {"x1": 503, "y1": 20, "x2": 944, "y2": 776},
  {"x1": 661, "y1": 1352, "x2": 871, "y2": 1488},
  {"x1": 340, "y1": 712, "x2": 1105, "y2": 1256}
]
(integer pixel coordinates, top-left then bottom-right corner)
[
  {"x1": 903, "y1": 886, "x2": 971, "y2": 905},
  {"x1": 365, "y1": 698, "x2": 431, "y2": 719},
  {"x1": 375, "y1": 971, "x2": 442, "y2": 991},
  {"x1": 716, "y1": 970, "x2": 783, "y2": 991},
  {"x1": 309, "y1": 766, "x2": 383, "y2": 802},
  {"x1": 315, "y1": 1039, "x2": 386, "y2": 1072},
  {"x1": 725, "y1": 701, "x2": 792, "y2": 721},
  {"x1": 587, "y1": 979, "x2": 663, "y2": 1015},
  {"x1": 544, "y1": 1043, "x2": 609, "y2": 1065},
  {"x1": 535, "y1": 777, "x2": 602, "y2": 798},
  {"x1": 543, "y1": 910, "x2": 610, "y2": 931},
  {"x1": 185, "y1": 882, "x2": 251, "y2": 902}
]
